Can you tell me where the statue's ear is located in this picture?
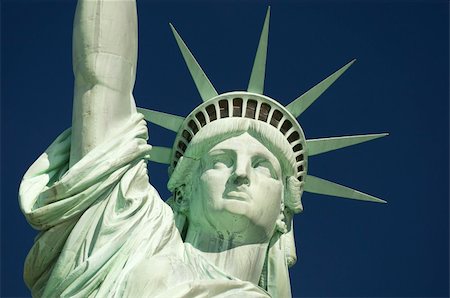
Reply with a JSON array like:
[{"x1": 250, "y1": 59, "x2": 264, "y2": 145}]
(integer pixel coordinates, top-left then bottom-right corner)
[
  {"x1": 275, "y1": 194, "x2": 288, "y2": 234},
  {"x1": 168, "y1": 186, "x2": 190, "y2": 239},
  {"x1": 174, "y1": 185, "x2": 190, "y2": 213}
]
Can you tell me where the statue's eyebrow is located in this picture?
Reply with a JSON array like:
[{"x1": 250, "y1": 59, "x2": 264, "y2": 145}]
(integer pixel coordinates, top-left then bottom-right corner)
[
  {"x1": 253, "y1": 152, "x2": 278, "y2": 165},
  {"x1": 207, "y1": 149, "x2": 230, "y2": 156},
  {"x1": 181, "y1": 155, "x2": 200, "y2": 161}
]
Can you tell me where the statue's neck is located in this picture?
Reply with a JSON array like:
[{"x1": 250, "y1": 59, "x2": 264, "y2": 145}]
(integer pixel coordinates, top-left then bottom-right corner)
[{"x1": 184, "y1": 227, "x2": 269, "y2": 285}]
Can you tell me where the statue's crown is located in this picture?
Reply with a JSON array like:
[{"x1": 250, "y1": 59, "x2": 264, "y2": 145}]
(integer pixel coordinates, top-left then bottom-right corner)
[
  {"x1": 138, "y1": 8, "x2": 387, "y2": 204},
  {"x1": 165, "y1": 91, "x2": 308, "y2": 181}
]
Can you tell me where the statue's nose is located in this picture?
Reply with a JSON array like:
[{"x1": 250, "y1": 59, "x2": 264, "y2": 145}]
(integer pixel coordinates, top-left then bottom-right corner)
[
  {"x1": 232, "y1": 156, "x2": 251, "y2": 186},
  {"x1": 232, "y1": 160, "x2": 250, "y2": 186},
  {"x1": 233, "y1": 174, "x2": 250, "y2": 186}
]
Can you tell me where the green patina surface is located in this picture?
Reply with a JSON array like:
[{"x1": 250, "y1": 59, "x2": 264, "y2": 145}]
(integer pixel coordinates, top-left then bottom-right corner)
[{"x1": 19, "y1": 1, "x2": 386, "y2": 297}]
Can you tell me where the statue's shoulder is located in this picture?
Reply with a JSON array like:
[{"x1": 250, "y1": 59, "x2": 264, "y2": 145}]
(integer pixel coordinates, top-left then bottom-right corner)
[
  {"x1": 122, "y1": 253, "x2": 195, "y2": 295},
  {"x1": 121, "y1": 247, "x2": 270, "y2": 297}
]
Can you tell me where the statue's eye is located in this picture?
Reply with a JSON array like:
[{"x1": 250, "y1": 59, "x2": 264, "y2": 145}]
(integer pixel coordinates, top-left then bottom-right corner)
[
  {"x1": 204, "y1": 151, "x2": 233, "y2": 169},
  {"x1": 253, "y1": 158, "x2": 278, "y2": 179},
  {"x1": 212, "y1": 156, "x2": 232, "y2": 168}
]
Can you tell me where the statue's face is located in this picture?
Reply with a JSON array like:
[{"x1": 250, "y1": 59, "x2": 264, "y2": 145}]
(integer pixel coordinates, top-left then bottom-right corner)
[{"x1": 188, "y1": 132, "x2": 284, "y2": 243}]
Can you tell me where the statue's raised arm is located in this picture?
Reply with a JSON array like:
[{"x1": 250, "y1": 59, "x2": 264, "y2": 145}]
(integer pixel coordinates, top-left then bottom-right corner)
[
  {"x1": 70, "y1": 0, "x2": 138, "y2": 166},
  {"x1": 19, "y1": 1, "x2": 185, "y2": 296}
]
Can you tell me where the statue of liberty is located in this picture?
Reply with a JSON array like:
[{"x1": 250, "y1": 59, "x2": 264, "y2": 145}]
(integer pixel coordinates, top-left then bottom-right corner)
[{"x1": 19, "y1": 0, "x2": 387, "y2": 297}]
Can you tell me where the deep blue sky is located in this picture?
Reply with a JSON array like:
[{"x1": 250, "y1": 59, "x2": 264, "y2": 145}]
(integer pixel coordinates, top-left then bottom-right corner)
[{"x1": 1, "y1": 1, "x2": 449, "y2": 297}]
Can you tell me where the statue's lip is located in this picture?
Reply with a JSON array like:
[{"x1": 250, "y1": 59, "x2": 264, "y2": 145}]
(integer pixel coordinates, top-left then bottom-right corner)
[{"x1": 226, "y1": 191, "x2": 251, "y2": 201}]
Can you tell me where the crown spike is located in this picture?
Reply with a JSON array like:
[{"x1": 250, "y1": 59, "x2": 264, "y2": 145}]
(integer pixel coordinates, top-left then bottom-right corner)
[
  {"x1": 304, "y1": 175, "x2": 386, "y2": 203},
  {"x1": 138, "y1": 107, "x2": 184, "y2": 132},
  {"x1": 169, "y1": 23, "x2": 218, "y2": 102},
  {"x1": 307, "y1": 133, "x2": 388, "y2": 156},
  {"x1": 148, "y1": 146, "x2": 172, "y2": 164},
  {"x1": 247, "y1": 7, "x2": 270, "y2": 94},
  {"x1": 286, "y1": 59, "x2": 356, "y2": 117}
]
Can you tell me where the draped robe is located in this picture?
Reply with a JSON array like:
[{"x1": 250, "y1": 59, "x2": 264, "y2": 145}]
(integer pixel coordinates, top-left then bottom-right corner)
[{"x1": 19, "y1": 114, "x2": 271, "y2": 297}]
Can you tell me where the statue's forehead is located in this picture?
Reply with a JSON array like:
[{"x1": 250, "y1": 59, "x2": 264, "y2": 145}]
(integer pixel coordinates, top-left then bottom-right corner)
[{"x1": 208, "y1": 132, "x2": 279, "y2": 162}]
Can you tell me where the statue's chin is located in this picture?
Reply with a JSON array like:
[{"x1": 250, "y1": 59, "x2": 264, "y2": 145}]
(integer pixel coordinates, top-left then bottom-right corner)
[{"x1": 202, "y1": 206, "x2": 274, "y2": 244}]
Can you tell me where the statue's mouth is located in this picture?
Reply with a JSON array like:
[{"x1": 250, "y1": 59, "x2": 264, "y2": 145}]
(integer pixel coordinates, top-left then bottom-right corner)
[{"x1": 226, "y1": 191, "x2": 250, "y2": 201}]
